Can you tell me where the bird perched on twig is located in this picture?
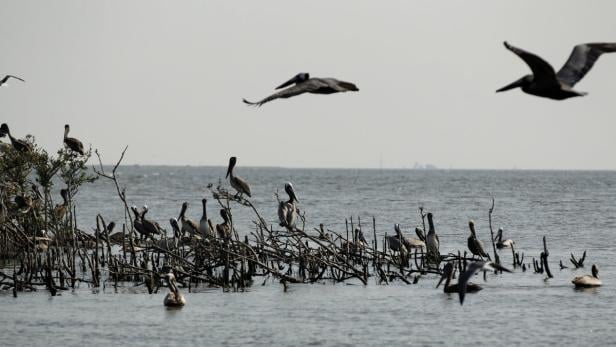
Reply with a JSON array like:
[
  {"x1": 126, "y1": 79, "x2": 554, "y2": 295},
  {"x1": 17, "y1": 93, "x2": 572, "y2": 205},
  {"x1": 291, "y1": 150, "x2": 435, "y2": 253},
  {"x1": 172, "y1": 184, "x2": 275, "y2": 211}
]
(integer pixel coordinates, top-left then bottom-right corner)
[{"x1": 63, "y1": 124, "x2": 85, "y2": 155}]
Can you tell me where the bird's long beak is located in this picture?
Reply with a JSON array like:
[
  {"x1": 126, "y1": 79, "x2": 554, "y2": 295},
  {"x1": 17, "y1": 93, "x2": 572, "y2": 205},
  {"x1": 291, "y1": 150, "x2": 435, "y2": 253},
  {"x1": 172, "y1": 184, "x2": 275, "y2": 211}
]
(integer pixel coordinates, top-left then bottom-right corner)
[
  {"x1": 436, "y1": 274, "x2": 445, "y2": 288},
  {"x1": 276, "y1": 75, "x2": 299, "y2": 90},
  {"x1": 289, "y1": 187, "x2": 299, "y2": 202},
  {"x1": 225, "y1": 164, "x2": 232, "y2": 179},
  {"x1": 496, "y1": 78, "x2": 524, "y2": 93}
]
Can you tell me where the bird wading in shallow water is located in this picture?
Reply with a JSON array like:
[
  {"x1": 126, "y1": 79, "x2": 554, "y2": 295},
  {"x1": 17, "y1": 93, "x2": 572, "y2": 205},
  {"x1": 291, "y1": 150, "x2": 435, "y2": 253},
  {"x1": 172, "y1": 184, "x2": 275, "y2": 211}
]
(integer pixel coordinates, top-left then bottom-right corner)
[
  {"x1": 497, "y1": 41, "x2": 616, "y2": 100},
  {"x1": 243, "y1": 72, "x2": 358, "y2": 107}
]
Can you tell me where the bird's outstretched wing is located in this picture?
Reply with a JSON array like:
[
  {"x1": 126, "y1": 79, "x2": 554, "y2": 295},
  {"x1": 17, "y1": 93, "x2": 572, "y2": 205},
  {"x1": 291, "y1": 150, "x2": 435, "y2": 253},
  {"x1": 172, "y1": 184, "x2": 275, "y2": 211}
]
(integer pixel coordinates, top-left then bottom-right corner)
[
  {"x1": 243, "y1": 80, "x2": 326, "y2": 107},
  {"x1": 504, "y1": 42, "x2": 557, "y2": 85},
  {"x1": 556, "y1": 43, "x2": 616, "y2": 87},
  {"x1": 459, "y1": 261, "x2": 511, "y2": 305}
]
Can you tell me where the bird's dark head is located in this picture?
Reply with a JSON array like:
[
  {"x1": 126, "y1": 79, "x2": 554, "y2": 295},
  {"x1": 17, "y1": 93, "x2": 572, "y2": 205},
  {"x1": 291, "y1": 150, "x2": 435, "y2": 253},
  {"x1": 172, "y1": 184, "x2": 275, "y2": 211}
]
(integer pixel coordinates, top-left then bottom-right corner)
[
  {"x1": 220, "y1": 208, "x2": 230, "y2": 222},
  {"x1": 592, "y1": 264, "x2": 599, "y2": 278},
  {"x1": 285, "y1": 182, "x2": 298, "y2": 202},
  {"x1": 0, "y1": 123, "x2": 9, "y2": 135},
  {"x1": 496, "y1": 75, "x2": 532, "y2": 93},
  {"x1": 468, "y1": 220, "x2": 476, "y2": 235},
  {"x1": 226, "y1": 156, "x2": 237, "y2": 178},
  {"x1": 276, "y1": 73, "x2": 310, "y2": 90}
]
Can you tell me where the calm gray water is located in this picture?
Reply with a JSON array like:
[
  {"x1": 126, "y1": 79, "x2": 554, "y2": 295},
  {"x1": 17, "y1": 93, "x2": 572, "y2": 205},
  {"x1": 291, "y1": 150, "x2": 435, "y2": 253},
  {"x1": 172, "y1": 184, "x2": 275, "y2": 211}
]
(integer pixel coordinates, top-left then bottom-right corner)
[{"x1": 2, "y1": 167, "x2": 616, "y2": 346}]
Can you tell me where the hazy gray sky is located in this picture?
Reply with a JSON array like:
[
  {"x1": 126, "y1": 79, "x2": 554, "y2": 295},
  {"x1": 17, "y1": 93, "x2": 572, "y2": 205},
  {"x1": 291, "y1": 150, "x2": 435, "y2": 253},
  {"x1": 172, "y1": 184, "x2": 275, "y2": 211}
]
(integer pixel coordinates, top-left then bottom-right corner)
[{"x1": 1, "y1": 1, "x2": 615, "y2": 169}]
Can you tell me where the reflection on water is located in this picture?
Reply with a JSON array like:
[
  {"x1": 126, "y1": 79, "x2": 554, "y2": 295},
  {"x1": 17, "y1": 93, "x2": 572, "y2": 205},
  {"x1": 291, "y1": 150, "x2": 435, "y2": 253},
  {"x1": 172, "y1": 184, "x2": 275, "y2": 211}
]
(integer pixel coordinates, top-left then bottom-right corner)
[{"x1": 1, "y1": 168, "x2": 616, "y2": 345}]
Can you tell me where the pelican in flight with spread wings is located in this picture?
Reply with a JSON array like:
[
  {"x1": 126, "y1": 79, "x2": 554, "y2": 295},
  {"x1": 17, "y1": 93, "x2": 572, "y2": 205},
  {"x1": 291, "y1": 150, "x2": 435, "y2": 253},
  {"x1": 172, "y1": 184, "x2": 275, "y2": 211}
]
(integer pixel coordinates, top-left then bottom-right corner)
[
  {"x1": 0, "y1": 75, "x2": 25, "y2": 87},
  {"x1": 497, "y1": 41, "x2": 616, "y2": 100},
  {"x1": 243, "y1": 72, "x2": 359, "y2": 107}
]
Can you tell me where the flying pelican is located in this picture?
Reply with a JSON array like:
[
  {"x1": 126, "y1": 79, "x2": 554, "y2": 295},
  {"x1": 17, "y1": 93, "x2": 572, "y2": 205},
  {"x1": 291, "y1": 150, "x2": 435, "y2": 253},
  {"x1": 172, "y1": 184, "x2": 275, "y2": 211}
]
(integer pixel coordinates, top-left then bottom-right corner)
[
  {"x1": 458, "y1": 261, "x2": 512, "y2": 305},
  {"x1": 0, "y1": 123, "x2": 32, "y2": 152},
  {"x1": 426, "y1": 213, "x2": 440, "y2": 259},
  {"x1": 178, "y1": 202, "x2": 199, "y2": 238},
  {"x1": 572, "y1": 264, "x2": 602, "y2": 288},
  {"x1": 141, "y1": 205, "x2": 163, "y2": 239},
  {"x1": 226, "y1": 156, "x2": 251, "y2": 198},
  {"x1": 495, "y1": 228, "x2": 514, "y2": 249},
  {"x1": 0, "y1": 75, "x2": 25, "y2": 87},
  {"x1": 216, "y1": 208, "x2": 231, "y2": 239},
  {"x1": 497, "y1": 41, "x2": 616, "y2": 100},
  {"x1": 199, "y1": 199, "x2": 212, "y2": 238},
  {"x1": 278, "y1": 182, "x2": 299, "y2": 231},
  {"x1": 162, "y1": 270, "x2": 186, "y2": 307},
  {"x1": 467, "y1": 220, "x2": 491, "y2": 260},
  {"x1": 437, "y1": 262, "x2": 483, "y2": 294},
  {"x1": 243, "y1": 72, "x2": 359, "y2": 107},
  {"x1": 63, "y1": 124, "x2": 85, "y2": 155}
]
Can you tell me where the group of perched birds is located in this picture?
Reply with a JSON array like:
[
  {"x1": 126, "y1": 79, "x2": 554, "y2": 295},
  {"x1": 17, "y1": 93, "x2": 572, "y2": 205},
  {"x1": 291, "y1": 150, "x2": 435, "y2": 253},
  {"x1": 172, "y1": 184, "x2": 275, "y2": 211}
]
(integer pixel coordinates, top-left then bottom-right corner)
[{"x1": 0, "y1": 123, "x2": 85, "y2": 156}]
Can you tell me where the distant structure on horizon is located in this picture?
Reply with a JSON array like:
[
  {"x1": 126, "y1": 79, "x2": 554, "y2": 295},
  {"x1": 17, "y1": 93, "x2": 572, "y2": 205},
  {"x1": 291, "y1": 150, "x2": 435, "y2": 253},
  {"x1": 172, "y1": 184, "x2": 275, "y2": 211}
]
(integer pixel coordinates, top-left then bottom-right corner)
[{"x1": 412, "y1": 162, "x2": 438, "y2": 170}]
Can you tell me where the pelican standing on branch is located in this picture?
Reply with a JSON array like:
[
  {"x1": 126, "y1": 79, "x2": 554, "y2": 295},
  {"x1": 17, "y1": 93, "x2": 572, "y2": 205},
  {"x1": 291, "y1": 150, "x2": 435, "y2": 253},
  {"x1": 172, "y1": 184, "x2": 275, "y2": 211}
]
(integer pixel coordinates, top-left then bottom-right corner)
[
  {"x1": 278, "y1": 182, "x2": 299, "y2": 231},
  {"x1": 0, "y1": 123, "x2": 32, "y2": 152},
  {"x1": 63, "y1": 124, "x2": 85, "y2": 155},
  {"x1": 467, "y1": 220, "x2": 491, "y2": 260},
  {"x1": 178, "y1": 202, "x2": 199, "y2": 238},
  {"x1": 426, "y1": 213, "x2": 440, "y2": 260},
  {"x1": 0, "y1": 75, "x2": 25, "y2": 87},
  {"x1": 497, "y1": 41, "x2": 616, "y2": 100},
  {"x1": 243, "y1": 73, "x2": 359, "y2": 107},
  {"x1": 226, "y1": 156, "x2": 251, "y2": 198}
]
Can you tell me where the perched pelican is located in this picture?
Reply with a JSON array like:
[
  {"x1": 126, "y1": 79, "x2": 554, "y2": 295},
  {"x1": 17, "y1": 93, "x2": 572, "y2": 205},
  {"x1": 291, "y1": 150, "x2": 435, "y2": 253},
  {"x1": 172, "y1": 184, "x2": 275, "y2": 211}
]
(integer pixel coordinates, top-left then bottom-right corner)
[
  {"x1": 572, "y1": 264, "x2": 602, "y2": 288},
  {"x1": 342, "y1": 228, "x2": 368, "y2": 254},
  {"x1": 426, "y1": 213, "x2": 440, "y2": 258},
  {"x1": 415, "y1": 227, "x2": 426, "y2": 242},
  {"x1": 495, "y1": 228, "x2": 514, "y2": 249},
  {"x1": 0, "y1": 123, "x2": 32, "y2": 152},
  {"x1": 169, "y1": 218, "x2": 182, "y2": 239},
  {"x1": 141, "y1": 205, "x2": 162, "y2": 239},
  {"x1": 243, "y1": 72, "x2": 359, "y2": 107},
  {"x1": 54, "y1": 189, "x2": 69, "y2": 220},
  {"x1": 497, "y1": 41, "x2": 616, "y2": 100},
  {"x1": 162, "y1": 271, "x2": 186, "y2": 307},
  {"x1": 216, "y1": 208, "x2": 231, "y2": 239},
  {"x1": 0, "y1": 75, "x2": 25, "y2": 87},
  {"x1": 199, "y1": 199, "x2": 212, "y2": 238},
  {"x1": 278, "y1": 182, "x2": 299, "y2": 231},
  {"x1": 396, "y1": 224, "x2": 426, "y2": 250},
  {"x1": 63, "y1": 124, "x2": 85, "y2": 155},
  {"x1": 458, "y1": 261, "x2": 512, "y2": 305},
  {"x1": 178, "y1": 202, "x2": 199, "y2": 237},
  {"x1": 467, "y1": 220, "x2": 491, "y2": 260},
  {"x1": 131, "y1": 205, "x2": 149, "y2": 240},
  {"x1": 226, "y1": 156, "x2": 251, "y2": 198},
  {"x1": 386, "y1": 225, "x2": 408, "y2": 254},
  {"x1": 437, "y1": 263, "x2": 483, "y2": 294}
]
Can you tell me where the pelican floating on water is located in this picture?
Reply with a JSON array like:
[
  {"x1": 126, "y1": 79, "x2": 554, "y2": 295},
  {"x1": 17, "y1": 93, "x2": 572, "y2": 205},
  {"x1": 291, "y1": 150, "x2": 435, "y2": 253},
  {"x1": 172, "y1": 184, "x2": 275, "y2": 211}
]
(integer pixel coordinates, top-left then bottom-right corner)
[
  {"x1": 0, "y1": 75, "x2": 25, "y2": 87},
  {"x1": 243, "y1": 73, "x2": 359, "y2": 107},
  {"x1": 497, "y1": 41, "x2": 616, "y2": 100},
  {"x1": 572, "y1": 264, "x2": 602, "y2": 288},
  {"x1": 467, "y1": 220, "x2": 491, "y2": 260},
  {"x1": 0, "y1": 123, "x2": 32, "y2": 152},
  {"x1": 162, "y1": 270, "x2": 186, "y2": 307},
  {"x1": 63, "y1": 124, "x2": 85, "y2": 155},
  {"x1": 226, "y1": 156, "x2": 251, "y2": 198},
  {"x1": 458, "y1": 261, "x2": 512, "y2": 305},
  {"x1": 278, "y1": 182, "x2": 299, "y2": 231},
  {"x1": 495, "y1": 228, "x2": 514, "y2": 249},
  {"x1": 437, "y1": 263, "x2": 483, "y2": 294}
]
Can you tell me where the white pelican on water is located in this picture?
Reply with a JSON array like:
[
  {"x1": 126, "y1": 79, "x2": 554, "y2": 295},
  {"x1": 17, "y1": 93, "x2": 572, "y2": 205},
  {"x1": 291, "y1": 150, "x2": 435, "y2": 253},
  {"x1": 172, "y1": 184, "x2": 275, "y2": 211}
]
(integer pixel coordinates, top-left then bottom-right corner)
[{"x1": 572, "y1": 264, "x2": 602, "y2": 288}]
